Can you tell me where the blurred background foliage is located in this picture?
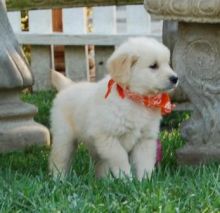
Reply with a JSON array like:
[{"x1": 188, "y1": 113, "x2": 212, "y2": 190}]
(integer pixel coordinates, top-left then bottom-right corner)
[{"x1": 21, "y1": 10, "x2": 31, "y2": 63}]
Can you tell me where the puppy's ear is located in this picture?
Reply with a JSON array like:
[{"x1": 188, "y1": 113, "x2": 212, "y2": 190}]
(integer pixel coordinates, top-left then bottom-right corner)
[{"x1": 107, "y1": 52, "x2": 138, "y2": 85}]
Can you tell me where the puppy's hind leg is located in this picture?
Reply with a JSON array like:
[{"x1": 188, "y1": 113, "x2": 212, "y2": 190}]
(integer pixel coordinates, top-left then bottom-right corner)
[
  {"x1": 95, "y1": 160, "x2": 110, "y2": 179},
  {"x1": 49, "y1": 112, "x2": 77, "y2": 179}
]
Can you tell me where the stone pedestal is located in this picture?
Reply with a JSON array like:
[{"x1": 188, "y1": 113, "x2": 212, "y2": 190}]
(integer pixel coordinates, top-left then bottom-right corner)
[
  {"x1": 0, "y1": 0, "x2": 50, "y2": 152},
  {"x1": 145, "y1": 0, "x2": 220, "y2": 164},
  {"x1": 0, "y1": 91, "x2": 50, "y2": 152}
]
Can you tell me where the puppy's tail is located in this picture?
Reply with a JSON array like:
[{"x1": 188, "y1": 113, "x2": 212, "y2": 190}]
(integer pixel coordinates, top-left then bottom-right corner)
[{"x1": 51, "y1": 70, "x2": 73, "y2": 91}]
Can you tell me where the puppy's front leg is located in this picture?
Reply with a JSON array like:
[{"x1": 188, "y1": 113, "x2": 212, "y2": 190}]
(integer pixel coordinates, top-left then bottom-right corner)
[
  {"x1": 95, "y1": 137, "x2": 131, "y2": 179},
  {"x1": 130, "y1": 137, "x2": 157, "y2": 180}
]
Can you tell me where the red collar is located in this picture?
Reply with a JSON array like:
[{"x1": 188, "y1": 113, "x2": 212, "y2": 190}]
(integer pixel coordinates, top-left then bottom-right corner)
[{"x1": 105, "y1": 79, "x2": 175, "y2": 115}]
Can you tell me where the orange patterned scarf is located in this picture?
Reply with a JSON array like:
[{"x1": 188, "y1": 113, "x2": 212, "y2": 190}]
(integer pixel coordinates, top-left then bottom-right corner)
[{"x1": 105, "y1": 79, "x2": 175, "y2": 115}]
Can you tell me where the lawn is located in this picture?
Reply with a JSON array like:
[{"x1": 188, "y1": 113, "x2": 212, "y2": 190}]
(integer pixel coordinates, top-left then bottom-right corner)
[{"x1": 0, "y1": 91, "x2": 219, "y2": 212}]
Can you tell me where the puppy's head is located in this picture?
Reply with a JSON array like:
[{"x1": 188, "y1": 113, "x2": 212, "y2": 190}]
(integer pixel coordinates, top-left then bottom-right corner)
[{"x1": 107, "y1": 37, "x2": 178, "y2": 96}]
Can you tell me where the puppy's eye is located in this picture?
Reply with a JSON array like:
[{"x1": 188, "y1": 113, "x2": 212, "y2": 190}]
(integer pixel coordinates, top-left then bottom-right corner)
[{"x1": 149, "y1": 63, "x2": 158, "y2": 69}]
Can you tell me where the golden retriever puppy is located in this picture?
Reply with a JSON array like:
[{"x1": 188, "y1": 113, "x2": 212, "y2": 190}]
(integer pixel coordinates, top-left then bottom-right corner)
[{"x1": 49, "y1": 37, "x2": 178, "y2": 180}]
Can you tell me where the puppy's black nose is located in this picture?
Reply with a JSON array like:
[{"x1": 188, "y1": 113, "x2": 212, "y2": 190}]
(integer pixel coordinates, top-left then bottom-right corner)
[{"x1": 169, "y1": 76, "x2": 178, "y2": 85}]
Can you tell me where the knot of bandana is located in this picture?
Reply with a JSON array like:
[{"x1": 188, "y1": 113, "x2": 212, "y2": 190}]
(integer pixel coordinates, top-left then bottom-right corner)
[{"x1": 105, "y1": 79, "x2": 175, "y2": 115}]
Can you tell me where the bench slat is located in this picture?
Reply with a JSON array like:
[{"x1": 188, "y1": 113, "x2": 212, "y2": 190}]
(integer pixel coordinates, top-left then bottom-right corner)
[
  {"x1": 16, "y1": 33, "x2": 162, "y2": 45},
  {"x1": 29, "y1": 10, "x2": 53, "y2": 90},
  {"x1": 126, "y1": 5, "x2": 151, "y2": 34},
  {"x1": 63, "y1": 8, "x2": 88, "y2": 81},
  {"x1": 7, "y1": 11, "x2": 21, "y2": 33},
  {"x1": 93, "y1": 6, "x2": 116, "y2": 80}
]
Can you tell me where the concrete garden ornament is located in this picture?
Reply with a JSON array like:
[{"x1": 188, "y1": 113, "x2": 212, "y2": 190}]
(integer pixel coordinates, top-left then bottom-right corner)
[
  {"x1": 145, "y1": 0, "x2": 220, "y2": 164},
  {"x1": 0, "y1": 0, "x2": 50, "y2": 152}
]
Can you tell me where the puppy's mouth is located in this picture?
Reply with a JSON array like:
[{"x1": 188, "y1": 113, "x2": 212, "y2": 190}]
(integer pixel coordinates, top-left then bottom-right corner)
[
  {"x1": 142, "y1": 83, "x2": 178, "y2": 96},
  {"x1": 144, "y1": 88, "x2": 166, "y2": 96},
  {"x1": 165, "y1": 84, "x2": 178, "y2": 92},
  {"x1": 155, "y1": 84, "x2": 178, "y2": 93}
]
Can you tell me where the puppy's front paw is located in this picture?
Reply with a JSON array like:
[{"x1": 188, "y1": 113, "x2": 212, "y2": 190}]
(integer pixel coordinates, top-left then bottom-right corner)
[
  {"x1": 111, "y1": 167, "x2": 133, "y2": 180},
  {"x1": 49, "y1": 167, "x2": 66, "y2": 181},
  {"x1": 136, "y1": 168, "x2": 154, "y2": 181}
]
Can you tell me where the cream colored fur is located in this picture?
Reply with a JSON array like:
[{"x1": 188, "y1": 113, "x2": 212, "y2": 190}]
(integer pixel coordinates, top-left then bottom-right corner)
[
  {"x1": 51, "y1": 69, "x2": 73, "y2": 91},
  {"x1": 49, "y1": 37, "x2": 178, "y2": 180}
]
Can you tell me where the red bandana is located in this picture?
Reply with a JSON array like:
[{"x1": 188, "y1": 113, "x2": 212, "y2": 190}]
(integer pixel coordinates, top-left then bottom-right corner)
[{"x1": 105, "y1": 79, "x2": 175, "y2": 115}]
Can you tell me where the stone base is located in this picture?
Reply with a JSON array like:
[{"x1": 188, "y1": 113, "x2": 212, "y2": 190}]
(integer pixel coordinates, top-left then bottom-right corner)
[
  {"x1": 177, "y1": 145, "x2": 220, "y2": 165},
  {"x1": 0, "y1": 90, "x2": 50, "y2": 153},
  {"x1": 0, "y1": 121, "x2": 50, "y2": 153}
]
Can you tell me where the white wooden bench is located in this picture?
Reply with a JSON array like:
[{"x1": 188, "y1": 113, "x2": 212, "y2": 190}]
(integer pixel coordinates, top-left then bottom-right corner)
[{"x1": 7, "y1": 6, "x2": 162, "y2": 90}]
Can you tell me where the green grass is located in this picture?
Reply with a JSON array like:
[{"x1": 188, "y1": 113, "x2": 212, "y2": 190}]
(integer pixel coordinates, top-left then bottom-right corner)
[
  {"x1": 0, "y1": 91, "x2": 219, "y2": 212},
  {"x1": 21, "y1": 91, "x2": 55, "y2": 127}
]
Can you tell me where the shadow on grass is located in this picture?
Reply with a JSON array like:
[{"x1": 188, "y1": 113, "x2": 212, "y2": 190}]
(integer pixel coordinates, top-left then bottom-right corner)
[
  {"x1": 0, "y1": 144, "x2": 93, "y2": 180},
  {"x1": 0, "y1": 146, "x2": 50, "y2": 178}
]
